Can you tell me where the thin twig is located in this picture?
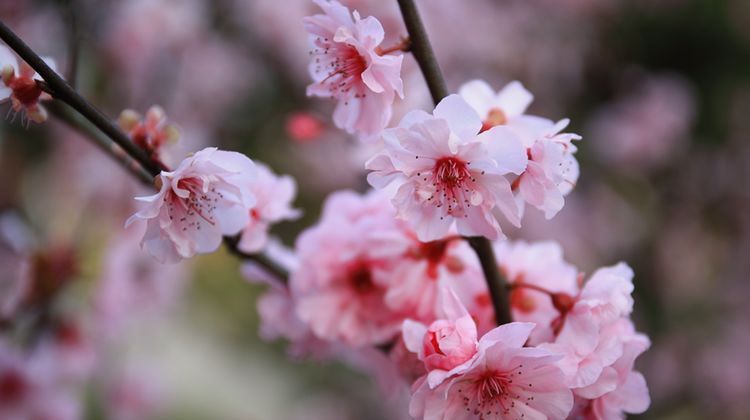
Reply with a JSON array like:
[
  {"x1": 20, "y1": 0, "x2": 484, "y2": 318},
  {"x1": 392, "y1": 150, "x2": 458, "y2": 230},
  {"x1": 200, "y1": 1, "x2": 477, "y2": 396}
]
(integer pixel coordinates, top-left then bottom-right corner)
[
  {"x1": 0, "y1": 19, "x2": 162, "y2": 176},
  {"x1": 224, "y1": 236, "x2": 290, "y2": 282},
  {"x1": 396, "y1": 0, "x2": 512, "y2": 325}
]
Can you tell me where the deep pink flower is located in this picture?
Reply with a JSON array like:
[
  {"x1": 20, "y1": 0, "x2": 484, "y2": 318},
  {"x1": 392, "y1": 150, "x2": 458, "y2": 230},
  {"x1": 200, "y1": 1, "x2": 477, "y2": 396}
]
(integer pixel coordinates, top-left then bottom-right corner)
[
  {"x1": 237, "y1": 163, "x2": 300, "y2": 253},
  {"x1": 409, "y1": 322, "x2": 574, "y2": 420},
  {"x1": 0, "y1": 45, "x2": 56, "y2": 124},
  {"x1": 126, "y1": 147, "x2": 256, "y2": 263},
  {"x1": 366, "y1": 94, "x2": 527, "y2": 241},
  {"x1": 304, "y1": 0, "x2": 404, "y2": 138}
]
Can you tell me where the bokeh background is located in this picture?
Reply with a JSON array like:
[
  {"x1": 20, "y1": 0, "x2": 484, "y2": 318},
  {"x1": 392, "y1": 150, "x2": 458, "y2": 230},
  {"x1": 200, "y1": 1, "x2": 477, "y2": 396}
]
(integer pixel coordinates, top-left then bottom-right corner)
[{"x1": 1, "y1": 0, "x2": 749, "y2": 418}]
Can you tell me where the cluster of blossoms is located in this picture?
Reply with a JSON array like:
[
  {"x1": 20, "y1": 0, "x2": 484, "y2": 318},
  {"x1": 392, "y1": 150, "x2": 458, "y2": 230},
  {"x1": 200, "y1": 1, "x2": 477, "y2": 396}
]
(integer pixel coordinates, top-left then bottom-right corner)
[{"x1": 0, "y1": 0, "x2": 651, "y2": 418}]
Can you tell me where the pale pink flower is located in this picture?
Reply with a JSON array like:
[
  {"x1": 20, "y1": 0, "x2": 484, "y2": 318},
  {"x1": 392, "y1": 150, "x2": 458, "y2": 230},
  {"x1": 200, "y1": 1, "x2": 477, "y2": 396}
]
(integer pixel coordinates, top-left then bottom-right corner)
[
  {"x1": 104, "y1": 365, "x2": 164, "y2": 420},
  {"x1": 0, "y1": 45, "x2": 56, "y2": 123},
  {"x1": 0, "y1": 213, "x2": 33, "y2": 319},
  {"x1": 402, "y1": 288, "x2": 479, "y2": 388},
  {"x1": 289, "y1": 189, "x2": 412, "y2": 346},
  {"x1": 409, "y1": 322, "x2": 574, "y2": 420},
  {"x1": 366, "y1": 94, "x2": 527, "y2": 241},
  {"x1": 304, "y1": 0, "x2": 404, "y2": 138},
  {"x1": 458, "y1": 80, "x2": 534, "y2": 133},
  {"x1": 126, "y1": 147, "x2": 256, "y2": 263},
  {"x1": 237, "y1": 163, "x2": 301, "y2": 253},
  {"x1": 542, "y1": 262, "x2": 650, "y2": 411},
  {"x1": 118, "y1": 105, "x2": 179, "y2": 167},
  {"x1": 494, "y1": 240, "x2": 580, "y2": 345}
]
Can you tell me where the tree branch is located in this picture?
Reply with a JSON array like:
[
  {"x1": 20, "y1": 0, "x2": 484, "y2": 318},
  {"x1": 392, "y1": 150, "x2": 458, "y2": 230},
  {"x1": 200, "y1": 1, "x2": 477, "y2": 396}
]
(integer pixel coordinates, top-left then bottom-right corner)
[
  {"x1": 0, "y1": 19, "x2": 162, "y2": 176},
  {"x1": 396, "y1": 0, "x2": 512, "y2": 325}
]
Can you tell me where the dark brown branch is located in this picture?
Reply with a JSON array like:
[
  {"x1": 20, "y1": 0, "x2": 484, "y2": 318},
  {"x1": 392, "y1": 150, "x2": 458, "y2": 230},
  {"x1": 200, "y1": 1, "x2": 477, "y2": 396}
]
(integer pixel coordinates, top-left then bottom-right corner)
[{"x1": 396, "y1": 0, "x2": 512, "y2": 325}]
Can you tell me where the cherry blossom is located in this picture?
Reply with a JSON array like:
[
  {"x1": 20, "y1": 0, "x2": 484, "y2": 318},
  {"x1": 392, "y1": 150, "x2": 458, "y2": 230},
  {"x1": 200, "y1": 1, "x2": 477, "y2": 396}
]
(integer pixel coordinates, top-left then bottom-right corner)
[
  {"x1": 408, "y1": 322, "x2": 574, "y2": 420},
  {"x1": 237, "y1": 163, "x2": 301, "y2": 253},
  {"x1": 458, "y1": 80, "x2": 534, "y2": 133},
  {"x1": 0, "y1": 45, "x2": 56, "y2": 124},
  {"x1": 304, "y1": 0, "x2": 404, "y2": 138},
  {"x1": 366, "y1": 94, "x2": 527, "y2": 241},
  {"x1": 494, "y1": 240, "x2": 580, "y2": 345},
  {"x1": 126, "y1": 147, "x2": 256, "y2": 263},
  {"x1": 289, "y1": 190, "x2": 413, "y2": 346}
]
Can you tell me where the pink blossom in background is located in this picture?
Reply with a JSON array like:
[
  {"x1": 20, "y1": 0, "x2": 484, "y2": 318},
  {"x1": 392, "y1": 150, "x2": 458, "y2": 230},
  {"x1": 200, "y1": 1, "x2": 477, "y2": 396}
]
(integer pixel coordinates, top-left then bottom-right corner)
[
  {"x1": 493, "y1": 240, "x2": 580, "y2": 345},
  {"x1": 0, "y1": 213, "x2": 32, "y2": 320},
  {"x1": 408, "y1": 322, "x2": 574, "y2": 420},
  {"x1": 587, "y1": 74, "x2": 695, "y2": 171},
  {"x1": 237, "y1": 163, "x2": 301, "y2": 253},
  {"x1": 126, "y1": 147, "x2": 256, "y2": 263},
  {"x1": 304, "y1": 0, "x2": 404, "y2": 138},
  {"x1": 286, "y1": 111, "x2": 326, "y2": 143},
  {"x1": 0, "y1": 45, "x2": 56, "y2": 123},
  {"x1": 290, "y1": 190, "x2": 413, "y2": 346},
  {"x1": 103, "y1": 365, "x2": 164, "y2": 420},
  {"x1": 366, "y1": 94, "x2": 527, "y2": 241}
]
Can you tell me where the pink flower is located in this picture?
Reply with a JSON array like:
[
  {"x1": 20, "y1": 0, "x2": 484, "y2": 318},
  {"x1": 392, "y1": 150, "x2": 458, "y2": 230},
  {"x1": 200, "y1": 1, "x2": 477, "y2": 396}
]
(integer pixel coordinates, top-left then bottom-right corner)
[
  {"x1": 366, "y1": 94, "x2": 527, "y2": 241},
  {"x1": 514, "y1": 120, "x2": 581, "y2": 219},
  {"x1": 237, "y1": 163, "x2": 301, "y2": 253},
  {"x1": 304, "y1": 0, "x2": 404, "y2": 138},
  {"x1": 126, "y1": 147, "x2": 256, "y2": 263},
  {"x1": 458, "y1": 80, "x2": 534, "y2": 133},
  {"x1": 118, "y1": 105, "x2": 179, "y2": 167},
  {"x1": 402, "y1": 288, "x2": 479, "y2": 387},
  {"x1": 0, "y1": 45, "x2": 56, "y2": 124},
  {"x1": 290, "y1": 189, "x2": 413, "y2": 346},
  {"x1": 0, "y1": 213, "x2": 33, "y2": 320},
  {"x1": 494, "y1": 240, "x2": 580, "y2": 345},
  {"x1": 409, "y1": 322, "x2": 574, "y2": 420}
]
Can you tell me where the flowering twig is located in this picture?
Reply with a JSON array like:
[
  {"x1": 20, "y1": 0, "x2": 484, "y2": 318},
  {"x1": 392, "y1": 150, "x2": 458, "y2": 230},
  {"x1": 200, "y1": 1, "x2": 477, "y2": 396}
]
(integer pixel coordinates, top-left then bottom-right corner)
[
  {"x1": 0, "y1": 20, "x2": 290, "y2": 282},
  {"x1": 396, "y1": 0, "x2": 512, "y2": 325},
  {"x1": 0, "y1": 19, "x2": 162, "y2": 176}
]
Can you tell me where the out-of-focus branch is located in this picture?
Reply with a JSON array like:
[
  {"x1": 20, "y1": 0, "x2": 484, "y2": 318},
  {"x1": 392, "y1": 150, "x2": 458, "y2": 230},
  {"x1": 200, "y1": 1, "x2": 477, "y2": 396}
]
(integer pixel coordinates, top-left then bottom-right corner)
[
  {"x1": 0, "y1": 19, "x2": 163, "y2": 176},
  {"x1": 396, "y1": 0, "x2": 512, "y2": 325},
  {"x1": 224, "y1": 236, "x2": 290, "y2": 282}
]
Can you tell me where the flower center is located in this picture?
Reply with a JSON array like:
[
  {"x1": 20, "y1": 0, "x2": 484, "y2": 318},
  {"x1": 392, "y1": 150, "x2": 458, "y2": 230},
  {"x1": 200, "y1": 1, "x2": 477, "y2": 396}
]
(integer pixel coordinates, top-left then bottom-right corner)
[
  {"x1": 422, "y1": 157, "x2": 482, "y2": 217},
  {"x1": 166, "y1": 177, "x2": 222, "y2": 232},
  {"x1": 9, "y1": 77, "x2": 42, "y2": 106},
  {"x1": 312, "y1": 38, "x2": 368, "y2": 100},
  {"x1": 348, "y1": 261, "x2": 375, "y2": 294},
  {"x1": 480, "y1": 108, "x2": 508, "y2": 132},
  {"x1": 0, "y1": 369, "x2": 28, "y2": 404}
]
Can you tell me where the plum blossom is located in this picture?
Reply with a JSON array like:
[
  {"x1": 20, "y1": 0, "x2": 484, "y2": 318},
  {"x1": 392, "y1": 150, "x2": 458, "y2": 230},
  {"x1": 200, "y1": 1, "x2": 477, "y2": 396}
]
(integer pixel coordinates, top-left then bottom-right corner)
[
  {"x1": 304, "y1": 0, "x2": 404, "y2": 138},
  {"x1": 494, "y1": 240, "x2": 580, "y2": 345},
  {"x1": 289, "y1": 190, "x2": 413, "y2": 346},
  {"x1": 366, "y1": 94, "x2": 527, "y2": 241},
  {"x1": 237, "y1": 163, "x2": 301, "y2": 253},
  {"x1": 408, "y1": 321, "x2": 574, "y2": 420},
  {"x1": 459, "y1": 80, "x2": 581, "y2": 219},
  {"x1": 0, "y1": 45, "x2": 56, "y2": 123},
  {"x1": 126, "y1": 147, "x2": 256, "y2": 263},
  {"x1": 118, "y1": 105, "x2": 179, "y2": 166},
  {"x1": 540, "y1": 263, "x2": 651, "y2": 417}
]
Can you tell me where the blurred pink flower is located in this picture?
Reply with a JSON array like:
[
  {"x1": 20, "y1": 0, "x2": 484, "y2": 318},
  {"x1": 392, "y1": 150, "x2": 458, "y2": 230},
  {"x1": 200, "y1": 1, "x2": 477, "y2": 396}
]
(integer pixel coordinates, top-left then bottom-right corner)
[
  {"x1": 304, "y1": 0, "x2": 404, "y2": 138},
  {"x1": 126, "y1": 147, "x2": 256, "y2": 263},
  {"x1": 290, "y1": 190, "x2": 412, "y2": 346},
  {"x1": 409, "y1": 322, "x2": 574, "y2": 420},
  {"x1": 0, "y1": 213, "x2": 32, "y2": 320},
  {"x1": 494, "y1": 240, "x2": 580, "y2": 345},
  {"x1": 118, "y1": 106, "x2": 179, "y2": 168},
  {"x1": 286, "y1": 111, "x2": 326, "y2": 143},
  {"x1": 104, "y1": 365, "x2": 164, "y2": 420},
  {"x1": 366, "y1": 95, "x2": 527, "y2": 241},
  {"x1": 0, "y1": 45, "x2": 56, "y2": 123},
  {"x1": 587, "y1": 74, "x2": 695, "y2": 171},
  {"x1": 238, "y1": 163, "x2": 301, "y2": 253}
]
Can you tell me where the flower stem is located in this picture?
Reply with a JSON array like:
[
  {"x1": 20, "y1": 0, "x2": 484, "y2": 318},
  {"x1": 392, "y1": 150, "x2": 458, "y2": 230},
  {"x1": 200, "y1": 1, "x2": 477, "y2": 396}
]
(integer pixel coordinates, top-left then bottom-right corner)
[
  {"x1": 0, "y1": 19, "x2": 162, "y2": 176},
  {"x1": 396, "y1": 0, "x2": 512, "y2": 325}
]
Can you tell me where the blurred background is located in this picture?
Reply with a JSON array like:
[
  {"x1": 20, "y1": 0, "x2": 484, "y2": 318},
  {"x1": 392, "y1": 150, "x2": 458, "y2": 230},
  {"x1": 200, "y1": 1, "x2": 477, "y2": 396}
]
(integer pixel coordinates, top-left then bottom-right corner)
[{"x1": 1, "y1": 0, "x2": 749, "y2": 418}]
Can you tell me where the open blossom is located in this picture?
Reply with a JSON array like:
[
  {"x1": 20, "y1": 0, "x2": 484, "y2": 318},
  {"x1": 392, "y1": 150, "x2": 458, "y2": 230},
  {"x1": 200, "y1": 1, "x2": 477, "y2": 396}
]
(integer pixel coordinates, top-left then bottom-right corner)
[
  {"x1": 289, "y1": 190, "x2": 413, "y2": 346},
  {"x1": 494, "y1": 240, "x2": 579, "y2": 345},
  {"x1": 304, "y1": 0, "x2": 404, "y2": 138},
  {"x1": 366, "y1": 94, "x2": 527, "y2": 241},
  {"x1": 459, "y1": 80, "x2": 580, "y2": 219},
  {"x1": 118, "y1": 105, "x2": 179, "y2": 166},
  {"x1": 237, "y1": 163, "x2": 301, "y2": 253},
  {"x1": 0, "y1": 45, "x2": 56, "y2": 123},
  {"x1": 126, "y1": 147, "x2": 256, "y2": 263},
  {"x1": 408, "y1": 321, "x2": 574, "y2": 420}
]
